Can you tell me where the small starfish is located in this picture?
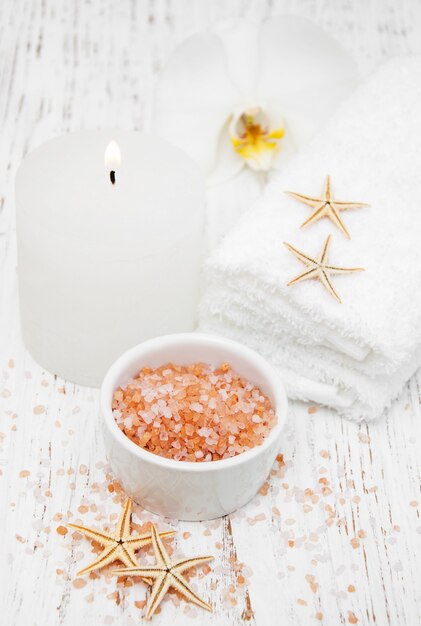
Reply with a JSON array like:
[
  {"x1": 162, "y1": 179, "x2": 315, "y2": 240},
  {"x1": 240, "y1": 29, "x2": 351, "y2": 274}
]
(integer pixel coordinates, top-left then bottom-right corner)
[
  {"x1": 68, "y1": 498, "x2": 175, "y2": 580},
  {"x1": 285, "y1": 175, "x2": 369, "y2": 239},
  {"x1": 113, "y1": 522, "x2": 214, "y2": 620},
  {"x1": 284, "y1": 234, "x2": 364, "y2": 303}
]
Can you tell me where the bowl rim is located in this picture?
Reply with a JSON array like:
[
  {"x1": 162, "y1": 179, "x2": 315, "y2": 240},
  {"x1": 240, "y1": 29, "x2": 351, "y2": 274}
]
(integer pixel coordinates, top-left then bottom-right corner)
[{"x1": 100, "y1": 332, "x2": 288, "y2": 473}]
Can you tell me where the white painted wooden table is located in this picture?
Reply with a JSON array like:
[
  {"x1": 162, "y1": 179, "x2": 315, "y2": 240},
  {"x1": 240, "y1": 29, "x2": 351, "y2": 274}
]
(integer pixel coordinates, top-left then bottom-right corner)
[{"x1": 1, "y1": 1, "x2": 421, "y2": 625}]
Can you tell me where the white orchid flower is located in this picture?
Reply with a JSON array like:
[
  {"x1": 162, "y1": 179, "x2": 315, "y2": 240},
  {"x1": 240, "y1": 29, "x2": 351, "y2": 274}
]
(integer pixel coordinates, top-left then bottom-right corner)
[{"x1": 152, "y1": 16, "x2": 359, "y2": 186}]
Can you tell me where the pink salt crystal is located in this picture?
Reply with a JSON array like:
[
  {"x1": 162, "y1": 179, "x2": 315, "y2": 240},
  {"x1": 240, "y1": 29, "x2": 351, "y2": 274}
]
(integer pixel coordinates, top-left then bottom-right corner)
[
  {"x1": 144, "y1": 390, "x2": 156, "y2": 402},
  {"x1": 112, "y1": 362, "x2": 277, "y2": 462},
  {"x1": 139, "y1": 411, "x2": 153, "y2": 425},
  {"x1": 159, "y1": 429, "x2": 168, "y2": 441},
  {"x1": 162, "y1": 406, "x2": 172, "y2": 419}
]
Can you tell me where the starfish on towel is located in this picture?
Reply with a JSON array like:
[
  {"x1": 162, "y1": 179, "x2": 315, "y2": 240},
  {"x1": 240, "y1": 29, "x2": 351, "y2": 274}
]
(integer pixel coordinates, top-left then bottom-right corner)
[
  {"x1": 285, "y1": 175, "x2": 368, "y2": 239},
  {"x1": 68, "y1": 498, "x2": 175, "y2": 580},
  {"x1": 113, "y1": 522, "x2": 213, "y2": 620},
  {"x1": 284, "y1": 234, "x2": 364, "y2": 304}
]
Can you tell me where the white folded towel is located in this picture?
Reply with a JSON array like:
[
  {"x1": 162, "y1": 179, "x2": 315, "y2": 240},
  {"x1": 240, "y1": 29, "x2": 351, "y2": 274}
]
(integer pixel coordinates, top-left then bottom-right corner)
[{"x1": 199, "y1": 56, "x2": 421, "y2": 421}]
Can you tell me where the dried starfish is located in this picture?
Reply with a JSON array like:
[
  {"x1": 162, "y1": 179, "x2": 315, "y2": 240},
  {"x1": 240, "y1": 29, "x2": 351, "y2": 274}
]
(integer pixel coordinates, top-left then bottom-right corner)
[
  {"x1": 113, "y1": 522, "x2": 214, "y2": 620},
  {"x1": 285, "y1": 175, "x2": 369, "y2": 239},
  {"x1": 284, "y1": 234, "x2": 364, "y2": 303},
  {"x1": 68, "y1": 498, "x2": 175, "y2": 579}
]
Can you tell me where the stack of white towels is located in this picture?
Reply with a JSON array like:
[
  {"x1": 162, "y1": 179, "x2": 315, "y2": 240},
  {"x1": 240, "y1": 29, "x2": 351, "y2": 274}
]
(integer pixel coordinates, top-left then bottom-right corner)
[{"x1": 199, "y1": 57, "x2": 421, "y2": 422}]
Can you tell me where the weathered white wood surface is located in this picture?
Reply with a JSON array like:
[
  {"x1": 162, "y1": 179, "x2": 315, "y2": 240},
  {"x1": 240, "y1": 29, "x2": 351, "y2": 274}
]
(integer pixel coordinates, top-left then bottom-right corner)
[{"x1": 1, "y1": 1, "x2": 421, "y2": 625}]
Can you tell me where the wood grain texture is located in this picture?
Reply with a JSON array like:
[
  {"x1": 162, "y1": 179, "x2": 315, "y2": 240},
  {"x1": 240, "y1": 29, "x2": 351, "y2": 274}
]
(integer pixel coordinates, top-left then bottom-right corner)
[{"x1": 1, "y1": 1, "x2": 421, "y2": 625}]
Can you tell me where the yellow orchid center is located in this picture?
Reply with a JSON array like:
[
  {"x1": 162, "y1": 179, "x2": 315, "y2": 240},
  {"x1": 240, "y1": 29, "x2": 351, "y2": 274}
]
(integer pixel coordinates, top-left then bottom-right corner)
[{"x1": 229, "y1": 106, "x2": 285, "y2": 172}]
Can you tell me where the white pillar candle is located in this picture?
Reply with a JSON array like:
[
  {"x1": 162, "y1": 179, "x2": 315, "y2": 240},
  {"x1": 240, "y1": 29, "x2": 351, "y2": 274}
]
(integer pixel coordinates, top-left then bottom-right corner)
[{"x1": 16, "y1": 131, "x2": 205, "y2": 387}]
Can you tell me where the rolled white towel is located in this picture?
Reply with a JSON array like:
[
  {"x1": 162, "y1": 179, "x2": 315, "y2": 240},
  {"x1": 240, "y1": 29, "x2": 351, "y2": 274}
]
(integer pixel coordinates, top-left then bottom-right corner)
[
  {"x1": 199, "y1": 56, "x2": 421, "y2": 421},
  {"x1": 200, "y1": 303, "x2": 421, "y2": 421}
]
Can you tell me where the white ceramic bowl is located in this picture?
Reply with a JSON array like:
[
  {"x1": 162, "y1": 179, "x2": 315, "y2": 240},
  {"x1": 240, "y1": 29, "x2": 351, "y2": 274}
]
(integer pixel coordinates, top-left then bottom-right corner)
[{"x1": 100, "y1": 333, "x2": 288, "y2": 521}]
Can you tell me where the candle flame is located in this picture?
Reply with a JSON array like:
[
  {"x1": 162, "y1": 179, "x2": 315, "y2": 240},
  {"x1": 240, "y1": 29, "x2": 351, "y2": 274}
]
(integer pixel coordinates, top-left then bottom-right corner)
[{"x1": 104, "y1": 140, "x2": 121, "y2": 171}]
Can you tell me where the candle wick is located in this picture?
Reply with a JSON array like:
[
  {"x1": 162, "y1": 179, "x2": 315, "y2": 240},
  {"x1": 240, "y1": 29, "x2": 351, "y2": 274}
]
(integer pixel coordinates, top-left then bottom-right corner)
[{"x1": 110, "y1": 170, "x2": 116, "y2": 185}]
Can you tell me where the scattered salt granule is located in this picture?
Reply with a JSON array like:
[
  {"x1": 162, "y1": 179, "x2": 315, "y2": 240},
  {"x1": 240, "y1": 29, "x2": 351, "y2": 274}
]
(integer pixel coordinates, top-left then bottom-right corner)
[{"x1": 112, "y1": 362, "x2": 277, "y2": 462}]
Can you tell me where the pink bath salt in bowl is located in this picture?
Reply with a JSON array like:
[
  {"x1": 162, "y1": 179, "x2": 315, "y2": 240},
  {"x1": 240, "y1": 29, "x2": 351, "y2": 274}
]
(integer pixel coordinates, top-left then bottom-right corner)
[
  {"x1": 112, "y1": 361, "x2": 277, "y2": 462},
  {"x1": 101, "y1": 333, "x2": 287, "y2": 520}
]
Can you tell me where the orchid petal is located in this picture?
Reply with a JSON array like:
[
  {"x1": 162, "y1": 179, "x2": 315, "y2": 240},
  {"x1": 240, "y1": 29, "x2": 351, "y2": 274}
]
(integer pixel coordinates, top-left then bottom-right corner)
[
  {"x1": 206, "y1": 116, "x2": 245, "y2": 187},
  {"x1": 214, "y1": 18, "x2": 260, "y2": 98},
  {"x1": 256, "y1": 16, "x2": 359, "y2": 148},
  {"x1": 259, "y1": 99, "x2": 304, "y2": 170},
  {"x1": 206, "y1": 168, "x2": 264, "y2": 249},
  {"x1": 152, "y1": 33, "x2": 240, "y2": 175}
]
